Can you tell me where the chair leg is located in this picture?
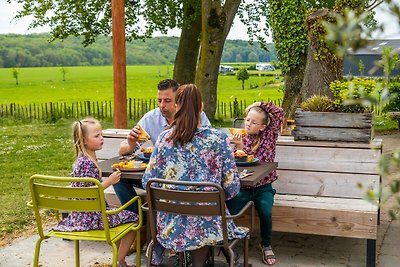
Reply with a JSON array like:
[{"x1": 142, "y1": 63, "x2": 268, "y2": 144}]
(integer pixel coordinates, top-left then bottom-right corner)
[
  {"x1": 228, "y1": 248, "x2": 235, "y2": 267},
  {"x1": 136, "y1": 229, "x2": 141, "y2": 267},
  {"x1": 146, "y1": 240, "x2": 155, "y2": 267},
  {"x1": 74, "y1": 240, "x2": 80, "y2": 267},
  {"x1": 244, "y1": 236, "x2": 249, "y2": 267},
  {"x1": 111, "y1": 242, "x2": 119, "y2": 267},
  {"x1": 209, "y1": 247, "x2": 215, "y2": 266},
  {"x1": 33, "y1": 237, "x2": 44, "y2": 267}
]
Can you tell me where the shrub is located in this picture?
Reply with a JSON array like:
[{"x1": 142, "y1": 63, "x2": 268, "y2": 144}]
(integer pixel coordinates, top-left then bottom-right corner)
[
  {"x1": 383, "y1": 82, "x2": 400, "y2": 112},
  {"x1": 300, "y1": 95, "x2": 334, "y2": 112},
  {"x1": 329, "y1": 78, "x2": 377, "y2": 113}
]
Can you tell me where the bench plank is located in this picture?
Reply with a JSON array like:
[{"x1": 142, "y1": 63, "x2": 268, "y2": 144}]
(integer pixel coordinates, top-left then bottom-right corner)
[{"x1": 275, "y1": 170, "x2": 380, "y2": 198}]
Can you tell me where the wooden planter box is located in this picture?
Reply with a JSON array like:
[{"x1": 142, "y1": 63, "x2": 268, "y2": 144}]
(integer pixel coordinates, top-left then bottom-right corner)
[{"x1": 293, "y1": 109, "x2": 373, "y2": 143}]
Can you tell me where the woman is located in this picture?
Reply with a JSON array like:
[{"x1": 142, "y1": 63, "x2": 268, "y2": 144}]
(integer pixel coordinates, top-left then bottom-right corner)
[{"x1": 142, "y1": 84, "x2": 247, "y2": 266}]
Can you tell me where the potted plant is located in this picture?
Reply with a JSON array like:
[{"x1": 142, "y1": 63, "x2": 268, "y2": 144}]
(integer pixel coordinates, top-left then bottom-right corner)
[{"x1": 293, "y1": 78, "x2": 375, "y2": 143}]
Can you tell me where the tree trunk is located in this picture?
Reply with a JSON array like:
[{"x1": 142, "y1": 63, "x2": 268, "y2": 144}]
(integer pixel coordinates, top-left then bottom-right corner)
[
  {"x1": 300, "y1": 9, "x2": 343, "y2": 103},
  {"x1": 242, "y1": 80, "x2": 245, "y2": 90},
  {"x1": 173, "y1": 2, "x2": 202, "y2": 85},
  {"x1": 196, "y1": 0, "x2": 240, "y2": 120},
  {"x1": 281, "y1": 61, "x2": 306, "y2": 118}
]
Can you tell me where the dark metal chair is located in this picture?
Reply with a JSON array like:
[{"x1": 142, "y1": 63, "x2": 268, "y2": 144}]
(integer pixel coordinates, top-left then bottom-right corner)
[
  {"x1": 142, "y1": 178, "x2": 254, "y2": 267},
  {"x1": 232, "y1": 118, "x2": 245, "y2": 128}
]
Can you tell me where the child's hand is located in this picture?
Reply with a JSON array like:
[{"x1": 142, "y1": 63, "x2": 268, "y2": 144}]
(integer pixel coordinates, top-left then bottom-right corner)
[
  {"x1": 245, "y1": 102, "x2": 261, "y2": 113},
  {"x1": 108, "y1": 169, "x2": 121, "y2": 185},
  {"x1": 230, "y1": 133, "x2": 244, "y2": 150}
]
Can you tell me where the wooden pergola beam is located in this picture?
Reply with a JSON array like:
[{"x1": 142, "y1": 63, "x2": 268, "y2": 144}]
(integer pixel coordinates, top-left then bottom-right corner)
[{"x1": 111, "y1": 0, "x2": 127, "y2": 128}]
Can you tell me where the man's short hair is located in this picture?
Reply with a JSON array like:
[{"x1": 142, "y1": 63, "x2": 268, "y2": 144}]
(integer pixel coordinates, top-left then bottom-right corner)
[{"x1": 158, "y1": 79, "x2": 179, "y2": 92}]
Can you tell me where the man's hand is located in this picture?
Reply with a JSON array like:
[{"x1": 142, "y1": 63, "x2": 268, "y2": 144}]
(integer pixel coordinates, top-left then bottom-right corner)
[
  {"x1": 127, "y1": 125, "x2": 141, "y2": 147},
  {"x1": 118, "y1": 125, "x2": 141, "y2": 156}
]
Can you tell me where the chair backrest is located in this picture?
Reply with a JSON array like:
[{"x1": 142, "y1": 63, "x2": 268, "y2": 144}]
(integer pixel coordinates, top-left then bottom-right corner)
[
  {"x1": 29, "y1": 174, "x2": 110, "y2": 239},
  {"x1": 146, "y1": 178, "x2": 230, "y2": 247},
  {"x1": 232, "y1": 118, "x2": 244, "y2": 128}
]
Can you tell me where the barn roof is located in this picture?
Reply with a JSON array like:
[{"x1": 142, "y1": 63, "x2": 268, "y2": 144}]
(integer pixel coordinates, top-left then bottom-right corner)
[{"x1": 349, "y1": 39, "x2": 400, "y2": 55}]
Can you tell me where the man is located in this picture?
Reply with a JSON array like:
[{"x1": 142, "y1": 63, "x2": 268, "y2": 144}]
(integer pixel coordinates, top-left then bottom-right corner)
[
  {"x1": 119, "y1": 79, "x2": 210, "y2": 155},
  {"x1": 115, "y1": 79, "x2": 211, "y2": 212}
]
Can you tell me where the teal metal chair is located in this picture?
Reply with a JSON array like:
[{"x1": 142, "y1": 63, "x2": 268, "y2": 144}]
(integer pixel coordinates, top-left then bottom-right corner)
[{"x1": 28, "y1": 174, "x2": 143, "y2": 267}]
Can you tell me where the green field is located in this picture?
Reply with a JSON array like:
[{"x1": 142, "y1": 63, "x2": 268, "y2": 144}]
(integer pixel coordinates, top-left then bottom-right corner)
[{"x1": 0, "y1": 65, "x2": 283, "y2": 105}]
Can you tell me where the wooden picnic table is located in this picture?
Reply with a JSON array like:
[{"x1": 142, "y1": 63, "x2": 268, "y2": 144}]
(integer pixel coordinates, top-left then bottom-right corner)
[{"x1": 98, "y1": 156, "x2": 277, "y2": 187}]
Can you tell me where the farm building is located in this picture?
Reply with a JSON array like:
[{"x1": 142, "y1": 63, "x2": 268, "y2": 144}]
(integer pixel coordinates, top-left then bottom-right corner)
[
  {"x1": 343, "y1": 39, "x2": 400, "y2": 77},
  {"x1": 256, "y1": 63, "x2": 275, "y2": 71},
  {"x1": 219, "y1": 65, "x2": 234, "y2": 73}
]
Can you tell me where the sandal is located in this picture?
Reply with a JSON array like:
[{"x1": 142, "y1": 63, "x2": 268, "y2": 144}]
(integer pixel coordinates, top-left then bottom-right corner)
[{"x1": 259, "y1": 244, "x2": 276, "y2": 266}]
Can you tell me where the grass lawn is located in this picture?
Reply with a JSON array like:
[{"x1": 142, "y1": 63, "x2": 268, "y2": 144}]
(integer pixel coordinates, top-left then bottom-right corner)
[{"x1": 0, "y1": 66, "x2": 283, "y2": 105}]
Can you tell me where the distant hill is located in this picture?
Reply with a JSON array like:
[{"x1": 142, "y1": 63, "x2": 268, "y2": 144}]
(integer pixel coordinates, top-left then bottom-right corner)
[{"x1": 0, "y1": 33, "x2": 277, "y2": 68}]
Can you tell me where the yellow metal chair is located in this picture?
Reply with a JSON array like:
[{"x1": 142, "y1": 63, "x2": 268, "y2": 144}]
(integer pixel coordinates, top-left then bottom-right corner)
[{"x1": 28, "y1": 174, "x2": 143, "y2": 267}]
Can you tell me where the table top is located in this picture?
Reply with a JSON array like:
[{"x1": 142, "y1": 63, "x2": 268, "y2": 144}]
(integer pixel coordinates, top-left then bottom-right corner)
[{"x1": 99, "y1": 156, "x2": 277, "y2": 187}]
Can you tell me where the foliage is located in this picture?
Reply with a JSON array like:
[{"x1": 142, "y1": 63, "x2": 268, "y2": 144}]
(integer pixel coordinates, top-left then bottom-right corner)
[
  {"x1": 267, "y1": 0, "x2": 309, "y2": 75},
  {"x1": 329, "y1": 77, "x2": 377, "y2": 112},
  {"x1": 300, "y1": 95, "x2": 334, "y2": 112},
  {"x1": 60, "y1": 67, "x2": 68, "y2": 82},
  {"x1": 376, "y1": 47, "x2": 400, "y2": 83},
  {"x1": 11, "y1": 68, "x2": 19, "y2": 85},
  {"x1": 0, "y1": 34, "x2": 277, "y2": 68},
  {"x1": 323, "y1": 0, "x2": 400, "y2": 220},
  {"x1": 236, "y1": 68, "x2": 250, "y2": 90},
  {"x1": 383, "y1": 82, "x2": 400, "y2": 112}
]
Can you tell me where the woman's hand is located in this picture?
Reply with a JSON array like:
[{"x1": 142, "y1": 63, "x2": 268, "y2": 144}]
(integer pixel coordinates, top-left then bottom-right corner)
[{"x1": 245, "y1": 101, "x2": 261, "y2": 113}]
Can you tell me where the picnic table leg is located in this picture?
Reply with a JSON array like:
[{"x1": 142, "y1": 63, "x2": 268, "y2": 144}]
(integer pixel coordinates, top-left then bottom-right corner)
[{"x1": 366, "y1": 239, "x2": 376, "y2": 267}]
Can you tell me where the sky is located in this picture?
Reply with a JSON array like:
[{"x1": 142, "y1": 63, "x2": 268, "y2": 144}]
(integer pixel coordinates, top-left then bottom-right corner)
[{"x1": 0, "y1": 1, "x2": 399, "y2": 42}]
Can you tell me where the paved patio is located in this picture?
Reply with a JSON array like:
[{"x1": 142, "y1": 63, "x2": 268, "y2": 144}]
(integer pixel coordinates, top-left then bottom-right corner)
[{"x1": 1, "y1": 133, "x2": 399, "y2": 267}]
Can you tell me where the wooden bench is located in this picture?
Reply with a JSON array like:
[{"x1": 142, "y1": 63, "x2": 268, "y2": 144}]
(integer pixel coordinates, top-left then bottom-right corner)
[
  {"x1": 238, "y1": 138, "x2": 382, "y2": 267},
  {"x1": 100, "y1": 129, "x2": 382, "y2": 266}
]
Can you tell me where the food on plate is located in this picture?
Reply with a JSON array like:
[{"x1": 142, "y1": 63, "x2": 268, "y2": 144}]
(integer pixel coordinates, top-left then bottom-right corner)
[
  {"x1": 233, "y1": 150, "x2": 255, "y2": 162},
  {"x1": 234, "y1": 149, "x2": 248, "y2": 162},
  {"x1": 247, "y1": 154, "x2": 255, "y2": 162},
  {"x1": 234, "y1": 150, "x2": 247, "y2": 157},
  {"x1": 137, "y1": 125, "x2": 151, "y2": 141},
  {"x1": 112, "y1": 161, "x2": 147, "y2": 169},
  {"x1": 229, "y1": 128, "x2": 246, "y2": 136},
  {"x1": 140, "y1": 146, "x2": 154, "y2": 158}
]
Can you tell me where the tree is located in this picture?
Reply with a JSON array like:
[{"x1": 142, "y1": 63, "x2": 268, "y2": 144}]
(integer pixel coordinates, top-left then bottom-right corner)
[
  {"x1": 248, "y1": 51, "x2": 259, "y2": 62},
  {"x1": 11, "y1": 0, "x2": 242, "y2": 120},
  {"x1": 195, "y1": 0, "x2": 241, "y2": 119},
  {"x1": 236, "y1": 68, "x2": 250, "y2": 90},
  {"x1": 60, "y1": 67, "x2": 68, "y2": 81},
  {"x1": 267, "y1": 0, "x2": 309, "y2": 117},
  {"x1": 12, "y1": 68, "x2": 19, "y2": 85}
]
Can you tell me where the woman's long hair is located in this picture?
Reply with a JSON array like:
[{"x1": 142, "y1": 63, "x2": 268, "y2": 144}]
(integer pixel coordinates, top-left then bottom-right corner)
[
  {"x1": 72, "y1": 117, "x2": 101, "y2": 176},
  {"x1": 167, "y1": 84, "x2": 202, "y2": 146}
]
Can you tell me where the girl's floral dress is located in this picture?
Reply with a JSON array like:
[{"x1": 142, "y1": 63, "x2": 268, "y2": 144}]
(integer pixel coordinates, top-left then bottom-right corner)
[
  {"x1": 142, "y1": 126, "x2": 248, "y2": 252},
  {"x1": 54, "y1": 154, "x2": 138, "y2": 232}
]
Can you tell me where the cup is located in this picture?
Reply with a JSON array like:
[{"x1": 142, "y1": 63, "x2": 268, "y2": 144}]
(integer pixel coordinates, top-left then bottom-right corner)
[{"x1": 133, "y1": 160, "x2": 143, "y2": 168}]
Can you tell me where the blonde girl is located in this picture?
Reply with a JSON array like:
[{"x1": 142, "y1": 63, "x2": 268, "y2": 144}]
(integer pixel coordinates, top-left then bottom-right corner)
[{"x1": 55, "y1": 117, "x2": 138, "y2": 267}]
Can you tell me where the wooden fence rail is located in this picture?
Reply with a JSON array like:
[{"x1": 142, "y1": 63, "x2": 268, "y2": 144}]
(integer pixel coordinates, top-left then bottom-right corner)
[{"x1": 0, "y1": 98, "x2": 282, "y2": 122}]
